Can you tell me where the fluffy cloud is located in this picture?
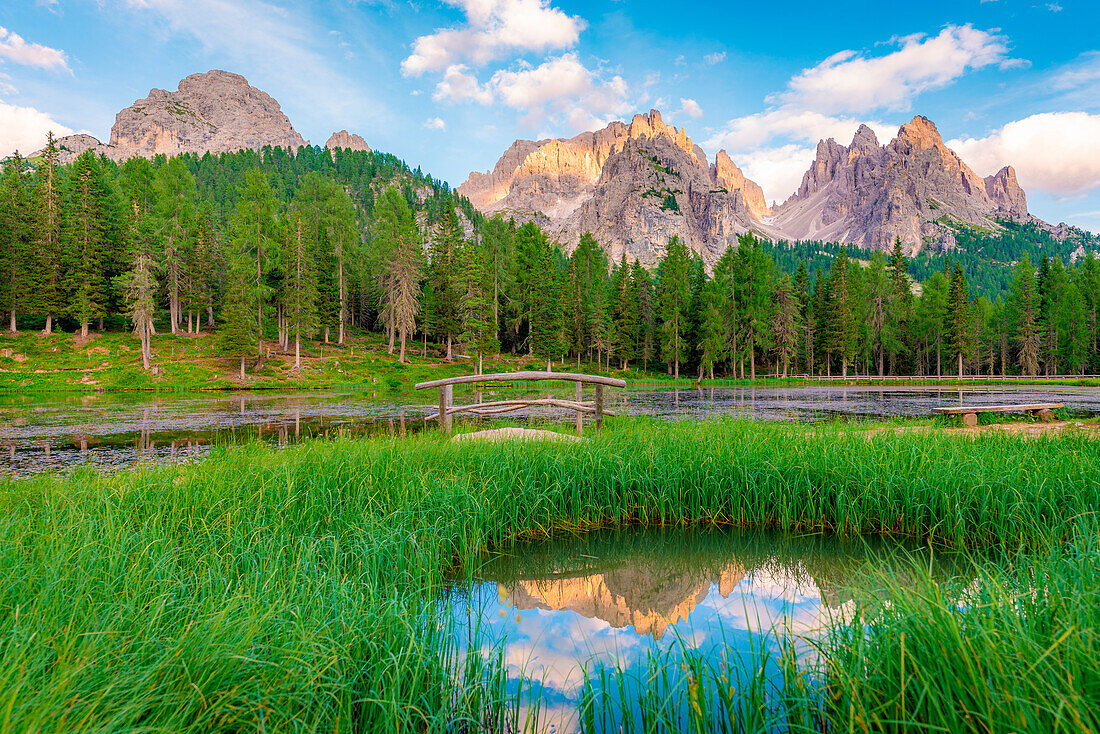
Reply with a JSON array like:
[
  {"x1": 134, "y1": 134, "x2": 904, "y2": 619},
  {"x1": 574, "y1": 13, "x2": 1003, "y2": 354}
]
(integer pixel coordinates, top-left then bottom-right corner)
[
  {"x1": 678, "y1": 98, "x2": 703, "y2": 119},
  {"x1": 948, "y1": 112, "x2": 1100, "y2": 196},
  {"x1": 423, "y1": 116, "x2": 447, "y2": 131},
  {"x1": 774, "y1": 24, "x2": 1011, "y2": 114},
  {"x1": 704, "y1": 110, "x2": 896, "y2": 203},
  {"x1": 402, "y1": 0, "x2": 585, "y2": 76},
  {"x1": 706, "y1": 109, "x2": 893, "y2": 153},
  {"x1": 703, "y1": 51, "x2": 726, "y2": 66},
  {"x1": 0, "y1": 26, "x2": 70, "y2": 72},
  {"x1": 489, "y1": 53, "x2": 629, "y2": 131},
  {"x1": 0, "y1": 100, "x2": 73, "y2": 158},
  {"x1": 433, "y1": 64, "x2": 492, "y2": 103}
]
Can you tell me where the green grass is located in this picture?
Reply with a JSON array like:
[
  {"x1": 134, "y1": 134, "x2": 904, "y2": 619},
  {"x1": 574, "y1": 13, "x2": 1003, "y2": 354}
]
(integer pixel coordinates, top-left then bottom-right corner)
[{"x1": 1, "y1": 419, "x2": 1099, "y2": 731}]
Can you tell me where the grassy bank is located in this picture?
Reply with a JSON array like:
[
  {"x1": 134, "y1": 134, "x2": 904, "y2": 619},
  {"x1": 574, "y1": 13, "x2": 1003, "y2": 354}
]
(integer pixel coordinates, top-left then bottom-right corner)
[
  {"x1": 3, "y1": 328, "x2": 1100, "y2": 393},
  {"x1": 1, "y1": 420, "x2": 1099, "y2": 731}
]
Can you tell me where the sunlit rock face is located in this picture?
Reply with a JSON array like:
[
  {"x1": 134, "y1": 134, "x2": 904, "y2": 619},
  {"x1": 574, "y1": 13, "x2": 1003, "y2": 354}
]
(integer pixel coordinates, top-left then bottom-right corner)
[
  {"x1": 462, "y1": 112, "x2": 1042, "y2": 262},
  {"x1": 458, "y1": 110, "x2": 777, "y2": 267},
  {"x1": 770, "y1": 116, "x2": 1030, "y2": 255},
  {"x1": 325, "y1": 130, "x2": 371, "y2": 152},
  {"x1": 41, "y1": 70, "x2": 307, "y2": 164}
]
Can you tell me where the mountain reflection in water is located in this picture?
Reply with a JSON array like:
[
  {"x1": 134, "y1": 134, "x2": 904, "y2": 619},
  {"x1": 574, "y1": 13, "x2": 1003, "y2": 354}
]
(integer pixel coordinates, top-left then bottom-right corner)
[{"x1": 443, "y1": 527, "x2": 965, "y2": 733}]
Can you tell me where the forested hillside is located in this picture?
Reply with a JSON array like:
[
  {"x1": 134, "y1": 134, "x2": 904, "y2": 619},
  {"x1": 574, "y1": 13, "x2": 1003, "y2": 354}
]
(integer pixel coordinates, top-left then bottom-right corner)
[{"x1": 2, "y1": 136, "x2": 1099, "y2": 384}]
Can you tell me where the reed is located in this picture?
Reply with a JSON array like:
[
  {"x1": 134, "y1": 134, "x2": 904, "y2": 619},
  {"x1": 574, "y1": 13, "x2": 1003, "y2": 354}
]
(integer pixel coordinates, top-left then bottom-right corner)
[{"x1": 1, "y1": 419, "x2": 1097, "y2": 731}]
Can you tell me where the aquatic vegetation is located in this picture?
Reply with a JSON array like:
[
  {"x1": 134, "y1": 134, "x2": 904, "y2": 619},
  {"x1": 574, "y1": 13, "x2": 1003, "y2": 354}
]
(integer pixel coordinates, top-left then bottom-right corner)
[{"x1": 1, "y1": 419, "x2": 1098, "y2": 731}]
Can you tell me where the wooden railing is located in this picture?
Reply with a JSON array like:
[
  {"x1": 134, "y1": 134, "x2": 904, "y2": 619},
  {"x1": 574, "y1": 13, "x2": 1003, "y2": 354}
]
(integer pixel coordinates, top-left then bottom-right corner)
[{"x1": 414, "y1": 372, "x2": 627, "y2": 434}]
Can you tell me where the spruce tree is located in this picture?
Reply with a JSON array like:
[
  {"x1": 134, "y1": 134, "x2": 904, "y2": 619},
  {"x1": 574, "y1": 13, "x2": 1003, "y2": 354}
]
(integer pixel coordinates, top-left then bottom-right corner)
[
  {"x1": 219, "y1": 250, "x2": 260, "y2": 379},
  {"x1": 657, "y1": 235, "x2": 691, "y2": 378},
  {"x1": 280, "y1": 210, "x2": 320, "y2": 368},
  {"x1": 229, "y1": 172, "x2": 278, "y2": 349},
  {"x1": 945, "y1": 261, "x2": 974, "y2": 378},
  {"x1": 120, "y1": 209, "x2": 161, "y2": 369},
  {"x1": 427, "y1": 204, "x2": 464, "y2": 359},
  {"x1": 0, "y1": 153, "x2": 31, "y2": 332},
  {"x1": 153, "y1": 158, "x2": 197, "y2": 334},
  {"x1": 375, "y1": 187, "x2": 423, "y2": 363},
  {"x1": 612, "y1": 255, "x2": 638, "y2": 369},
  {"x1": 63, "y1": 152, "x2": 110, "y2": 338},
  {"x1": 1011, "y1": 256, "x2": 1040, "y2": 376},
  {"x1": 33, "y1": 132, "x2": 64, "y2": 334},
  {"x1": 771, "y1": 273, "x2": 800, "y2": 378}
]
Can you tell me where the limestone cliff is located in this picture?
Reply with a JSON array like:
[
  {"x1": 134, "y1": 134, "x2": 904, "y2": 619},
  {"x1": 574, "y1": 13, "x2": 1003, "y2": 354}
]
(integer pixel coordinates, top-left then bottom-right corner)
[
  {"x1": 42, "y1": 70, "x2": 306, "y2": 164},
  {"x1": 458, "y1": 110, "x2": 775, "y2": 266},
  {"x1": 771, "y1": 116, "x2": 1030, "y2": 254},
  {"x1": 325, "y1": 130, "x2": 371, "y2": 152}
]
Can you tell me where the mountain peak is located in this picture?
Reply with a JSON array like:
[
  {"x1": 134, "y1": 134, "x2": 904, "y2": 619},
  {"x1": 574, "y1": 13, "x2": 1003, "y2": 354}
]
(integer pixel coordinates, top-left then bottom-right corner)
[
  {"x1": 897, "y1": 115, "x2": 944, "y2": 149},
  {"x1": 851, "y1": 124, "x2": 880, "y2": 152}
]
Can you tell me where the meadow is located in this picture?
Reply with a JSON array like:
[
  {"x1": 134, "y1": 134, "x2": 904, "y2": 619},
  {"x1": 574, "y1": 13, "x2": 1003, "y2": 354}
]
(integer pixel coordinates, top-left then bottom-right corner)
[{"x1": 1, "y1": 419, "x2": 1098, "y2": 732}]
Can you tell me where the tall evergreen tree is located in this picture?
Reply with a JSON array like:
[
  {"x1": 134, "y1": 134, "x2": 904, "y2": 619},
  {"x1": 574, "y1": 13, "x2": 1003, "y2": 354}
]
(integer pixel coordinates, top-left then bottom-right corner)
[
  {"x1": 945, "y1": 261, "x2": 974, "y2": 378},
  {"x1": 153, "y1": 158, "x2": 197, "y2": 333},
  {"x1": 281, "y1": 210, "x2": 320, "y2": 368},
  {"x1": 33, "y1": 132, "x2": 64, "y2": 334},
  {"x1": 657, "y1": 235, "x2": 691, "y2": 378},
  {"x1": 63, "y1": 152, "x2": 111, "y2": 338},
  {"x1": 375, "y1": 187, "x2": 424, "y2": 363},
  {"x1": 612, "y1": 255, "x2": 638, "y2": 369},
  {"x1": 0, "y1": 153, "x2": 31, "y2": 331},
  {"x1": 1011, "y1": 256, "x2": 1040, "y2": 376},
  {"x1": 229, "y1": 172, "x2": 278, "y2": 349},
  {"x1": 427, "y1": 205, "x2": 464, "y2": 358},
  {"x1": 219, "y1": 250, "x2": 260, "y2": 379},
  {"x1": 120, "y1": 209, "x2": 161, "y2": 369}
]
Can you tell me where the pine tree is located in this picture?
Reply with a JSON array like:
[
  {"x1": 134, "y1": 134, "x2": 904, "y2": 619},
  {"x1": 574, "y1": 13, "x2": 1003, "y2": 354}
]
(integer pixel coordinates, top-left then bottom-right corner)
[
  {"x1": 282, "y1": 211, "x2": 320, "y2": 369},
  {"x1": 657, "y1": 235, "x2": 691, "y2": 378},
  {"x1": 427, "y1": 204, "x2": 464, "y2": 359},
  {"x1": 120, "y1": 209, "x2": 161, "y2": 369},
  {"x1": 945, "y1": 261, "x2": 974, "y2": 378},
  {"x1": 1011, "y1": 256, "x2": 1040, "y2": 376},
  {"x1": 0, "y1": 153, "x2": 31, "y2": 332},
  {"x1": 63, "y1": 152, "x2": 110, "y2": 338},
  {"x1": 771, "y1": 273, "x2": 800, "y2": 378},
  {"x1": 219, "y1": 250, "x2": 260, "y2": 379},
  {"x1": 33, "y1": 131, "x2": 64, "y2": 334},
  {"x1": 887, "y1": 237, "x2": 912, "y2": 373},
  {"x1": 529, "y1": 239, "x2": 565, "y2": 370},
  {"x1": 229, "y1": 172, "x2": 278, "y2": 350},
  {"x1": 825, "y1": 248, "x2": 857, "y2": 376},
  {"x1": 375, "y1": 187, "x2": 423, "y2": 363},
  {"x1": 461, "y1": 240, "x2": 498, "y2": 373},
  {"x1": 697, "y1": 280, "x2": 724, "y2": 379},
  {"x1": 153, "y1": 158, "x2": 197, "y2": 334},
  {"x1": 612, "y1": 255, "x2": 638, "y2": 369}
]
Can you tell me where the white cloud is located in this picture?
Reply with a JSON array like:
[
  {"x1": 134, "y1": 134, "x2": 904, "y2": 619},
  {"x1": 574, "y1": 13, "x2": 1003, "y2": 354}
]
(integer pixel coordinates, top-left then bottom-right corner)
[
  {"x1": 774, "y1": 24, "x2": 1011, "y2": 114},
  {"x1": 735, "y1": 144, "x2": 817, "y2": 207},
  {"x1": 402, "y1": 0, "x2": 586, "y2": 76},
  {"x1": 0, "y1": 26, "x2": 70, "y2": 72},
  {"x1": 0, "y1": 100, "x2": 73, "y2": 158},
  {"x1": 706, "y1": 109, "x2": 894, "y2": 153},
  {"x1": 948, "y1": 112, "x2": 1100, "y2": 196},
  {"x1": 488, "y1": 53, "x2": 630, "y2": 132},
  {"x1": 678, "y1": 97, "x2": 703, "y2": 119},
  {"x1": 424, "y1": 116, "x2": 447, "y2": 130},
  {"x1": 704, "y1": 51, "x2": 726, "y2": 66},
  {"x1": 434, "y1": 63, "x2": 493, "y2": 103}
]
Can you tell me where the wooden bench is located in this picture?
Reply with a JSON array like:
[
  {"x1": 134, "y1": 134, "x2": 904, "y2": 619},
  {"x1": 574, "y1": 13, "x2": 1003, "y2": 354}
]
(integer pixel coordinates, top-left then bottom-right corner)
[
  {"x1": 931, "y1": 403, "x2": 1064, "y2": 427},
  {"x1": 414, "y1": 372, "x2": 627, "y2": 435}
]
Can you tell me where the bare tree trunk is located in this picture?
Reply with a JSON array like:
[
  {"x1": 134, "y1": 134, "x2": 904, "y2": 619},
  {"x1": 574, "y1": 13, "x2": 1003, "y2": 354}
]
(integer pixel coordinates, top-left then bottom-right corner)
[
  {"x1": 446, "y1": 335, "x2": 453, "y2": 361},
  {"x1": 295, "y1": 333, "x2": 301, "y2": 369},
  {"x1": 338, "y1": 260, "x2": 346, "y2": 345},
  {"x1": 207, "y1": 306, "x2": 214, "y2": 327},
  {"x1": 958, "y1": 352, "x2": 963, "y2": 380},
  {"x1": 750, "y1": 350, "x2": 756, "y2": 381},
  {"x1": 8, "y1": 310, "x2": 14, "y2": 333},
  {"x1": 98, "y1": 316, "x2": 104, "y2": 332},
  {"x1": 45, "y1": 314, "x2": 53, "y2": 335},
  {"x1": 240, "y1": 356, "x2": 246, "y2": 380},
  {"x1": 399, "y1": 327, "x2": 406, "y2": 364}
]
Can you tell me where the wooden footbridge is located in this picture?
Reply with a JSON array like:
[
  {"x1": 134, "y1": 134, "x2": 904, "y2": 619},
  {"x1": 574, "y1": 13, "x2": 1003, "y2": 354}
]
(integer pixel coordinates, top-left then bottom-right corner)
[{"x1": 415, "y1": 372, "x2": 627, "y2": 435}]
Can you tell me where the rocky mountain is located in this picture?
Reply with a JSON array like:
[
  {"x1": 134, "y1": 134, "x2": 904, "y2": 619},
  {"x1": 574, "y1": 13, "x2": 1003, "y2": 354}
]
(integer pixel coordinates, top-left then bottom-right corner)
[
  {"x1": 462, "y1": 112, "x2": 1039, "y2": 263},
  {"x1": 325, "y1": 130, "x2": 371, "y2": 152},
  {"x1": 771, "y1": 116, "x2": 1029, "y2": 254},
  {"x1": 458, "y1": 110, "x2": 777, "y2": 265},
  {"x1": 43, "y1": 70, "x2": 307, "y2": 164}
]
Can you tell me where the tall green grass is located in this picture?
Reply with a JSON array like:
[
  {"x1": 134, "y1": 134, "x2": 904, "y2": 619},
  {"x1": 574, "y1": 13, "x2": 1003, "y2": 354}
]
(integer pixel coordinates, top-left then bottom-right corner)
[{"x1": 1, "y1": 419, "x2": 1098, "y2": 731}]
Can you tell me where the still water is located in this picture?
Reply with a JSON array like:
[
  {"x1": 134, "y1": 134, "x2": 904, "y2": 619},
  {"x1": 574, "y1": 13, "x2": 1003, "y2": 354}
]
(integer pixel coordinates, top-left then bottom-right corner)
[
  {"x1": 442, "y1": 527, "x2": 964, "y2": 733},
  {"x1": 2, "y1": 384, "x2": 1099, "y2": 475}
]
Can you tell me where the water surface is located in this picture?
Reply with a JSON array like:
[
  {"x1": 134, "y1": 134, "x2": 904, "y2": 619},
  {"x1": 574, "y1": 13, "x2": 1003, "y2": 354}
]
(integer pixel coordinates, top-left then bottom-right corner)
[
  {"x1": 2, "y1": 384, "x2": 1098, "y2": 475},
  {"x1": 443, "y1": 527, "x2": 965, "y2": 733}
]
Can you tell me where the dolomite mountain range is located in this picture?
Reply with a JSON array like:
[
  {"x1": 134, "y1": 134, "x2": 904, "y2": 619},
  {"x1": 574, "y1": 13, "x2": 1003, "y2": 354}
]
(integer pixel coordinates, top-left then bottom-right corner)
[
  {"x1": 459, "y1": 110, "x2": 1052, "y2": 265},
  {"x1": 31, "y1": 69, "x2": 1070, "y2": 266}
]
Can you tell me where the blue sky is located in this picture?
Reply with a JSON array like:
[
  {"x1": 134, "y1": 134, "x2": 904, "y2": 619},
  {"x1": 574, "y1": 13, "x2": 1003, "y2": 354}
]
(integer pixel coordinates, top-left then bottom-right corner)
[{"x1": 1, "y1": 0, "x2": 1099, "y2": 231}]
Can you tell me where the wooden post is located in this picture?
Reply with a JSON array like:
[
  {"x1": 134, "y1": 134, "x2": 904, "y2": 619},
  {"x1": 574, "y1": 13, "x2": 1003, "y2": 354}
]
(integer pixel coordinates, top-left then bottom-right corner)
[
  {"x1": 594, "y1": 384, "x2": 604, "y2": 430},
  {"x1": 439, "y1": 384, "x2": 453, "y2": 432},
  {"x1": 575, "y1": 382, "x2": 583, "y2": 436}
]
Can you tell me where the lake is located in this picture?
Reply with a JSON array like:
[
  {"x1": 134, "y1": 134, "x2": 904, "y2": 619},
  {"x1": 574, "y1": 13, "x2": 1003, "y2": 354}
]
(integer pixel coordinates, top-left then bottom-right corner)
[
  {"x1": 441, "y1": 526, "x2": 968, "y2": 733},
  {"x1": 2, "y1": 384, "x2": 1099, "y2": 475}
]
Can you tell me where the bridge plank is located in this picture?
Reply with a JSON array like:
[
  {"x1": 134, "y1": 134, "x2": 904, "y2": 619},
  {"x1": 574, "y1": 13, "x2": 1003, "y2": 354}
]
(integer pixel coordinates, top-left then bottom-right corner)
[
  {"x1": 415, "y1": 371, "x2": 627, "y2": 390},
  {"x1": 931, "y1": 403, "x2": 1063, "y2": 415}
]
